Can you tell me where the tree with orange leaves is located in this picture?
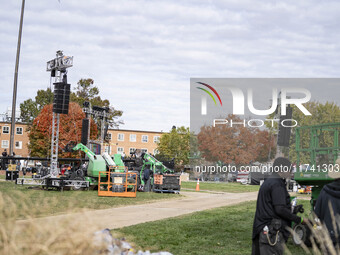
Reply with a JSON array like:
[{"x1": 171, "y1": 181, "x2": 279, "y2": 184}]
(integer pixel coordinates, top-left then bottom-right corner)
[
  {"x1": 254, "y1": 129, "x2": 276, "y2": 162},
  {"x1": 197, "y1": 115, "x2": 275, "y2": 165},
  {"x1": 28, "y1": 102, "x2": 98, "y2": 158}
]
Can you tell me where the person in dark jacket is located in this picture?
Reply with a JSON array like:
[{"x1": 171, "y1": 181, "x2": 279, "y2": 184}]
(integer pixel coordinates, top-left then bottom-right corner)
[
  {"x1": 1, "y1": 149, "x2": 7, "y2": 170},
  {"x1": 314, "y1": 162, "x2": 340, "y2": 245},
  {"x1": 143, "y1": 165, "x2": 152, "y2": 192},
  {"x1": 252, "y1": 157, "x2": 307, "y2": 255}
]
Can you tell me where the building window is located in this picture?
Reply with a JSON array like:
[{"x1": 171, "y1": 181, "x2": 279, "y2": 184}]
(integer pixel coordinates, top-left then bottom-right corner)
[
  {"x1": 1, "y1": 140, "x2": 9, "y2": 148},
  {"x1": 117, "y1": 147, "x2": 124, "y2": 154},
  {"x1": 117, "y1": 133, "x2": 124, "y2": 141},
  {"x1": 129, "y1": 148, "x2": 136, "y2": 155},
  {"x1": 15, "y1": 141, "x2": 22, "y2": 149},
  {"x1": 16, "y1": 127, "x2": 23, "y2": 135},
  {"x1": 130, "y1": 134, "x2": 136, "y2": 142},
  {"x1": 141, "y1": 148, "x2": 148, "y2": 153},
  {"x1": 104, "y1": 146, "x2": 110, "y2": 154},
  {"x1": 142, "y1": 135, "x2": 148, "y2": 143},
  {"x1": 3, "y1": 126, "x2": 9, "y2": 134},
  {"x1": 107, "y1": 133, "x2": 112, "y2": 140},
  {"x1": 153, "y1": 136, "x2": 160, "y2": 143},
  {"x1": 153, "y1": 149, "x2": 159, "y2": 155}
]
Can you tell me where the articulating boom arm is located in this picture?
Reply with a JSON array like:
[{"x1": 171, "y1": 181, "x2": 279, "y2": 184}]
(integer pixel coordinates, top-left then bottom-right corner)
[
  {"x1": 143, "y1": 153, "x2": 173, "y2": 173},
  {"x1": 73, "y1": 143, "x2": 95, "y2": 160},
  {"x1": 143, "y1": 153, "x2": 158, "y2": 164}
]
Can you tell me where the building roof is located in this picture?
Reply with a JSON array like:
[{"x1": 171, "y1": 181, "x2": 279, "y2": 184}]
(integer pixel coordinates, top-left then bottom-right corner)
[
  {"x1": 108, "y1": 128, "x2": 164, "y2": 134},
  {"x1": 0, "y1": 121, "x2": 29, "y2": 125},
  {"x1": 0, "y1": 121, "x2": 164, "y2": 134}
]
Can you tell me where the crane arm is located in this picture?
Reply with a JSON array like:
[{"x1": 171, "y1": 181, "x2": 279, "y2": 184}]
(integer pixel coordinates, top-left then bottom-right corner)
[
  {"x1": 73, "y1": 143, "x2": 95, "y2": 159},
  {"x1": 143, "y1": 153, "x2": 173, "y2": 173},
  {"x1": 143, "y1": 153, "x2": 157, "y2": 164}
]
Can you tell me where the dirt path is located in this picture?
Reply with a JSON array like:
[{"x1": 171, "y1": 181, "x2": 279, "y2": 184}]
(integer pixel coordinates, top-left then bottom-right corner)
[{"x1": 17, "y1": 191, "x2": 258, "y2": 230}]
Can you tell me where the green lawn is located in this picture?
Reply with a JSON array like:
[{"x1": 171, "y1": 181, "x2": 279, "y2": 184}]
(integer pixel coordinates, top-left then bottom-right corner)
[
  {"x1": 181, "y1": 181, "x2": 260, "y2": 193},
  {"x1": 116, "y1": 200, "x2": 311, "y2": 255},
  {"x1": 0, "y1": 181, "x2": 181, "y2": 219}
]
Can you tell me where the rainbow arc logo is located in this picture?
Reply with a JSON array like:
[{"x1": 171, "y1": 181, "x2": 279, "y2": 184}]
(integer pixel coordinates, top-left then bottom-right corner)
[
  {"x1": 196, "y1": 82, "x2": 222, "y2": 106},
  {"x1": 196, "y1": 82, "x2": 222, "y2": 115}
]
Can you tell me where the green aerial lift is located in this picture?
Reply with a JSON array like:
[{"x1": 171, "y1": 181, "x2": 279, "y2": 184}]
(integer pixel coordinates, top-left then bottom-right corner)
[
  {"x1": 293, "y1": 122, "x2": 340, "y2": 246},
  {"x1": 140, "y1": 153, "x2": 173, "y2": 178},
  {"x1": 139, "y1": 153, "x2": 181, "y2": 193},
  {"x1": 72, "y1": 143, "x2": 125, "y2": 186},
  {"x1": 16, "y1": 143, "x2": 126, "y2": 191},
  {"x1": 294, "y1": 123, "x2": 340, "y2": 207}
]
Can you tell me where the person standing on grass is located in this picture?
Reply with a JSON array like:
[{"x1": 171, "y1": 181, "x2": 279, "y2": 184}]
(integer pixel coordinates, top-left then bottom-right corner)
[
  {"x1": 314, "y1": 159, "x2": 340, "y2": 245},
  {"x1": 252, "y1": 157, "x2": 308, "y2": 255},
  {"x1": 143, "y1": 165, "x2": 152, "y2": 192},
  {"x1": 1, "y1": 149, "x2": 7, "y2": 170}
]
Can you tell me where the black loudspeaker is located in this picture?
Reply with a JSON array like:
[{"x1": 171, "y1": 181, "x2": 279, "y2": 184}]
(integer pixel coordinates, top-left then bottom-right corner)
[
  {"x1": 277, "y1": 106, "x2": 293, "y2": 147},
  {"x1": 53, "y1": 82, "x2": 71, "y2": 114},
  {"x1": 81, "y1": 119, "x2": 89, "y2": 145},
  {"x1": 104, "y1": 123, "x2": 109, "y2": 140}
]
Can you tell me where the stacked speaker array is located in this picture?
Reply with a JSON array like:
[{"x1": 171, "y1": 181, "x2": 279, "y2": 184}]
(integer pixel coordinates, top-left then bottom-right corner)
[
  {"x1": 81, "y1": 119, "x2": 89, "y2": 145},
  {"x1": 53, "y1": 82, "x2": 70, "y2": 114}
]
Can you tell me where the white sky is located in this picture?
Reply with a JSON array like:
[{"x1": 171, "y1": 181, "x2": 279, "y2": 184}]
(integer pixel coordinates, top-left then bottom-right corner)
[{"x1": 1, "y1": 0, "x2": 340, "y2": 132}]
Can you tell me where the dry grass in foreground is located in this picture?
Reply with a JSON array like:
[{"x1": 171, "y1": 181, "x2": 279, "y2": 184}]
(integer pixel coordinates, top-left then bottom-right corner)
[
  {"x1": 288, "y1": 203, "x2": 340, "y2": 255},
  {"x1": 0, "y1": 192, "x2": 108, "y2": 255}
]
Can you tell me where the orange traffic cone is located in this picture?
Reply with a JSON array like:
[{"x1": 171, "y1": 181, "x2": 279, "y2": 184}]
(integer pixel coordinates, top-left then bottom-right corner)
[{"x1": 196, "y1": 178, "x2": 200, "y2": 191}]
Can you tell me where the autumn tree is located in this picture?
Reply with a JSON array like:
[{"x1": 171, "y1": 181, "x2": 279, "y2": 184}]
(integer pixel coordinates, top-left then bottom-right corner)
[
  {"x1": 254, "y1": 129, "x2": 276, "y2": 162},
  {"x1": 156, "y1": 126, "x2": 191, "y2": 168},
  {"x1": 20, "y1": 79, "x2": 123, "y2": 127},
  {"x1": 28, "y1": 102, "x2": 98, "y2": 158},
  {"x1": 197, "y1": 115, "x2": 275, "y2": 165}
]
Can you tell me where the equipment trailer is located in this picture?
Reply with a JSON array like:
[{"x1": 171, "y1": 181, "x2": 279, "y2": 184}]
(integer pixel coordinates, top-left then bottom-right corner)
[{"x1": 16, "y1": 175, "x2": 90, "y2": 191}]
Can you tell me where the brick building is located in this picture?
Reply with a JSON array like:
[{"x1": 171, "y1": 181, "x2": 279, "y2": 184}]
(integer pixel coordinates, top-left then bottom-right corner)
[
  {"x1": 0, "y1": 122, "x2": 163, "y2": 157},
  {"x1": 104, "y1": 129, "x2": 163, "y2": 156},
  {"x1": 0, "y1": 122, "x2": 30, "y2": 157}
]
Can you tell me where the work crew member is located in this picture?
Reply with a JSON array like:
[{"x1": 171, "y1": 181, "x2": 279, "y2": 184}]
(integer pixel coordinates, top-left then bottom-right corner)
[
  {"x1": 143, "y1": 165, "x2": 151, "y2": 192},
  {"x1": 1, "y1": 149, "x2": 8, "y2": 170},
  {"x1": 314, "y1": 159, "x2": 340, "y2": 245},
  {"x1": 252, "y1": 157, "x2": 307, "y2": 255}
]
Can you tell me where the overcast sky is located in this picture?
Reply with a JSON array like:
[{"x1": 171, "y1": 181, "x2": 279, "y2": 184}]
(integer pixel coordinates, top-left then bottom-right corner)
[{"x1": 1, "y1": 0, "x2": 340, "y2": 131}]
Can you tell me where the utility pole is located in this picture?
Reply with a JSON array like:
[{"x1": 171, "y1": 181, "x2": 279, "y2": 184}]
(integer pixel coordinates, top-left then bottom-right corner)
[{"x1": 10, "y1": 0, "x2": 25, "y2": 156}]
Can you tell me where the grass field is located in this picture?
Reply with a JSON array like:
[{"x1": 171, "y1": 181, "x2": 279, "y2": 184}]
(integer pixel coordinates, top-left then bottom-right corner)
[
  {"x1": 0, "y1": 181, "x2": 181, "y2": 219},
  {"x1": 181, "y1": 181, "x2": 260, "y2": 193},
  {"x1": 116, "y1": 200, "x2": 311, "y2": 255}
]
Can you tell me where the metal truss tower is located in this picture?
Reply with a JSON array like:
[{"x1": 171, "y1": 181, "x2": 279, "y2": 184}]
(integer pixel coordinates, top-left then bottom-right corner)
[
  {"x1": 83, "y1": 102, "x2": 110, "y2": 154},
  {"x1": 46, "y1": 50, "x2": 73, "y2": 177}
]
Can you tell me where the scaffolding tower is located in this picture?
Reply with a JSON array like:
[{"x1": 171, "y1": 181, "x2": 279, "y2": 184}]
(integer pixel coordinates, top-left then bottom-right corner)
[{"x1": 46, "y1": 50, "x2": 73, "y2": 177}]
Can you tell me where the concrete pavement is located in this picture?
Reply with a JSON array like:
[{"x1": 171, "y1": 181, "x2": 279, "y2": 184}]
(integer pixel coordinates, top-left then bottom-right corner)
[{"x1": 17, "y1": 191, "x2": 258, "y2": 230}]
